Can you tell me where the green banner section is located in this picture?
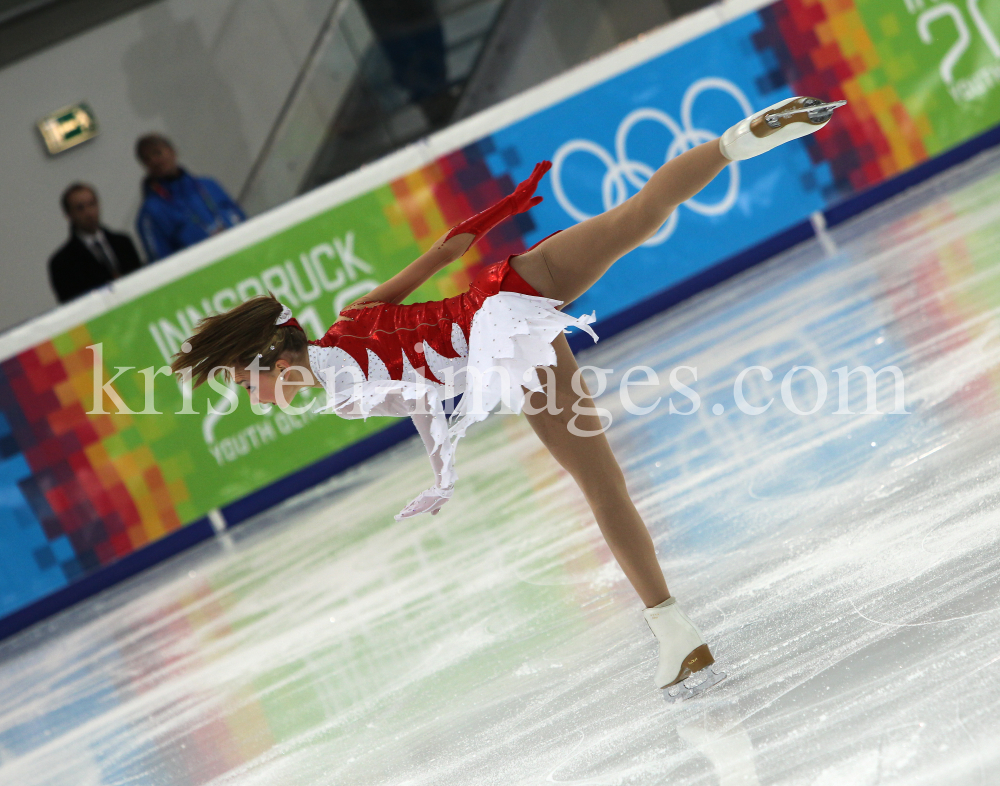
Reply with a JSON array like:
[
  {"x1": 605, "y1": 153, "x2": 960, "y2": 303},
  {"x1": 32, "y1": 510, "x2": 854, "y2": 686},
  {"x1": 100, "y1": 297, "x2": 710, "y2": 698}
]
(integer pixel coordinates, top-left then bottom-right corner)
[
  {"x1": 84, "y1": 186, "x2": 431, "y2": 516},
  {"x1": 860, "y1": 0, "x2": 1000, "y2": 154}
]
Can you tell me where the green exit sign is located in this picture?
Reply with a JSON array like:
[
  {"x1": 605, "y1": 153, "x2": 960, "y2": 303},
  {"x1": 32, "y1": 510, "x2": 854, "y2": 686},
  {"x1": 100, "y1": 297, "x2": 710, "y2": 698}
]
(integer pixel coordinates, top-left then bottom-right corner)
[{"x1": 37, "y1": 102, "x2": 99, "y2": 154}]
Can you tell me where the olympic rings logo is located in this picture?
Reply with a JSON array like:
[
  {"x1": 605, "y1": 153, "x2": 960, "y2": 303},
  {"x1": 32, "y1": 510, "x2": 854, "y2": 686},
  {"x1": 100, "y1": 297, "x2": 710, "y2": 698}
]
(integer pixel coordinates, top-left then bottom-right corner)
[{"x1": 550, "y1": 78, "x2": 753, "y2": 246}]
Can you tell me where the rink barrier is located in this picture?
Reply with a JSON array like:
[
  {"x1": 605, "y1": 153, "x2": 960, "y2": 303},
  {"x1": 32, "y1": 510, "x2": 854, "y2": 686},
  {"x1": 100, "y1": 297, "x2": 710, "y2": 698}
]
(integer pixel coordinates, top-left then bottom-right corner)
[
  {"x1": 823, "y1": 123, "x2": 1000, "y2": 231},
  {"x1": 4, "y1": 127, "x2": 1000, "y2": 644},
  {"x1": 3, "y1": 0, "x2": 1000, "y2": 640},
  {"x1": 216, "y1": 123, "x2": 1000, "y2": 527},
  {"x1": 0, "y1": 516, "x2": 215, "y2": 643},
  {"x1": 219, "y1": 418, "x2": 415, "y2": 526},
  {"x1": 573, "y1": 121, "x2": 1000, "y2": 352}
]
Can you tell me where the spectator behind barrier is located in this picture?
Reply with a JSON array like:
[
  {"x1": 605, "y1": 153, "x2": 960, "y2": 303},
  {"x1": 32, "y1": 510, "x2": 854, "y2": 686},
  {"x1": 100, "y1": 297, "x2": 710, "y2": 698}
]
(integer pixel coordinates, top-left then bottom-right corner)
[
  {"x1": 135, "y1": 133, "x2": 245, "y2": 261},
  {"x1": 48, "y1": 183, "x2": 143, "y2": 304},
  {"x1": 358, "y1": 0, "x2": 453, "y2": 125}
]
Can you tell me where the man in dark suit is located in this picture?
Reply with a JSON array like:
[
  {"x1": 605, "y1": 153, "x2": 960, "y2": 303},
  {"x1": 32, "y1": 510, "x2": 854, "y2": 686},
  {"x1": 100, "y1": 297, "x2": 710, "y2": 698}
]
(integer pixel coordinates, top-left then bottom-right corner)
[{"x1": 48, "y1": 183, "x2": 143, "y2": 304}]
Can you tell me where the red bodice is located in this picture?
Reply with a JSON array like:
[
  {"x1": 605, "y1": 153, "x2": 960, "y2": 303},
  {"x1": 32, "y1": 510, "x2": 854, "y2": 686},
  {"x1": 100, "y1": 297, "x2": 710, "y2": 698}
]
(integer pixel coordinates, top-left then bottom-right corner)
[{"x1": 310, "y1": 258, "x2": 541, "y2": 384}]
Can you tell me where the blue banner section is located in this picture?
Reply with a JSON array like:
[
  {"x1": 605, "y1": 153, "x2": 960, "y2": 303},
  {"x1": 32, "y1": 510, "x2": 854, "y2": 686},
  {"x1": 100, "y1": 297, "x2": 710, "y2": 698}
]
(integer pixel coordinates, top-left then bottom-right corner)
[
  {"x1": 484, "y1": 13, "x2": 832, "y2": 319},
  {"x1": 5, "y1": 0, "x2": 1000, "y2": 640},
  {"x1": 0, "y1": 412, "x2": 70, "y2": 612}
]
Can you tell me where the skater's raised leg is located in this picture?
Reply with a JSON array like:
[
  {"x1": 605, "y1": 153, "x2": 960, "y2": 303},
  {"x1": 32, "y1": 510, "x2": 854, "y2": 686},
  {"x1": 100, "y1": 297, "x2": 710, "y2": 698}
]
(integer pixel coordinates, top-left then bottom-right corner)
[
  {"x1": 511, "y1": 139, "x2": 729, "y2": 303},
  {"x1": 511, "y1": 96, "x2": 844, "y2": 304}
]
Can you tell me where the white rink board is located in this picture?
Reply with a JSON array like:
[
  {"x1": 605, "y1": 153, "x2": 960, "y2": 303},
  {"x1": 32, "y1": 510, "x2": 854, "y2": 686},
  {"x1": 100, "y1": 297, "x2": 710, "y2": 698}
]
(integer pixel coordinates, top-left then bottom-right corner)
[
  {"x1": 0, "y1": 0, "x2": 771, "y2": 362},
  {"x1": 1, "y1": 148, "x2": 1000, "y2": 784}
]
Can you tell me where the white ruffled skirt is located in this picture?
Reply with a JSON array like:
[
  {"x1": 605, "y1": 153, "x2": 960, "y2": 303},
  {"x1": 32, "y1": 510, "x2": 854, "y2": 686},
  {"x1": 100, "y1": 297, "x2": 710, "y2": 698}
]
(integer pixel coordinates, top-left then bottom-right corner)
[{"x1": 316, "y1": 292, "x2": 598, "y2": 496}]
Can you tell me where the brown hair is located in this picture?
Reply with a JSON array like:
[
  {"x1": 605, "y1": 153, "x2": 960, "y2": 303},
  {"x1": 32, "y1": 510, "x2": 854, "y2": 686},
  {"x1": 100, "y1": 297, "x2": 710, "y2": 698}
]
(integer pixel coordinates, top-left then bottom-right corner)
[
  {"x1": 135, "y1": 132, "x2": 173, "y2": 162},
  {"x1": 61, "y1": 182, "x2": 96, "y2": 214},
  {"x1": 171, "y1": 294, "x2": 308, "y2": 388}
]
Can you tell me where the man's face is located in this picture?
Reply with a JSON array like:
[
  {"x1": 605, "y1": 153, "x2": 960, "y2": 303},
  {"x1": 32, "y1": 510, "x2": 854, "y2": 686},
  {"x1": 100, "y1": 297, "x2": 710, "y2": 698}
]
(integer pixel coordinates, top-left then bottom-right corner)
[
  {"x1": 66, "y1": 188, "x2": 100, "y2": 234},
  {"x1": 140, "y1": 142, "x2": 179, "y2": 179}
]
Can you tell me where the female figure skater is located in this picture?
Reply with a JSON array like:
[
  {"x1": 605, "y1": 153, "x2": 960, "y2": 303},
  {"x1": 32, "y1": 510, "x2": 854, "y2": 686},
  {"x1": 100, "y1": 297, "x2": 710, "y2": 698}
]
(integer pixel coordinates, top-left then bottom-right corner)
[{"x1": 173, "y1": 97, "x2": 842, "y2": 699}]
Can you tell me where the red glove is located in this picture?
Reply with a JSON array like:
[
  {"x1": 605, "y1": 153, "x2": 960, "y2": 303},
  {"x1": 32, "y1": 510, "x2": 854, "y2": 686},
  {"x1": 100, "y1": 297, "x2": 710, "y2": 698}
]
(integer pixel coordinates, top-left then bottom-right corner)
[{"x1": 445, "y1": 161, "x2": 552, "y2": 246}]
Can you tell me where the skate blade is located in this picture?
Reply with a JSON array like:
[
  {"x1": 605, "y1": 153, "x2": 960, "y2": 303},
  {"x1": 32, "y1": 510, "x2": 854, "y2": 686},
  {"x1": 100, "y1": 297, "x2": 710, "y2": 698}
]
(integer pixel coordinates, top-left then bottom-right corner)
[
  {"x1": 766, "y1": 99, "x2": 847, "y2": 122},
  {"x1": 662, "y1": 666, "x2": 727, "y2": 704}
]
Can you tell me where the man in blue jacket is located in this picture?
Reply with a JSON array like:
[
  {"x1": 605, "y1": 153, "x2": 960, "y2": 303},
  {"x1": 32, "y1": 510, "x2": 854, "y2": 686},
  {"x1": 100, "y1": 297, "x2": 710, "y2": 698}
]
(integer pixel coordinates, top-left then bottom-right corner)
[{"x1": 135, "y1": 133, "x2": 246, "y2": 261}]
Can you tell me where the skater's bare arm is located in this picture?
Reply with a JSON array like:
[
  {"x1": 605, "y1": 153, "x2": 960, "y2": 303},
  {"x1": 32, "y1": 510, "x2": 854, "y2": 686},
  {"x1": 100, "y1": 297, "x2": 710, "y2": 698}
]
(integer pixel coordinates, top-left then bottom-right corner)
[{"x1": 344, "y1": 232, "x2": 473, "y2": 310}]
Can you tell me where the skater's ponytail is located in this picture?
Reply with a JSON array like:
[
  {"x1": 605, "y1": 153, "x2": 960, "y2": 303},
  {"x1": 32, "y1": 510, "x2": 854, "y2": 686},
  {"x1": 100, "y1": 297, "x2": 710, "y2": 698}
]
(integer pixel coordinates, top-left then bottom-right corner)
[{"x1": 170, "y1": 293, "x2": 308, "y2": 388}]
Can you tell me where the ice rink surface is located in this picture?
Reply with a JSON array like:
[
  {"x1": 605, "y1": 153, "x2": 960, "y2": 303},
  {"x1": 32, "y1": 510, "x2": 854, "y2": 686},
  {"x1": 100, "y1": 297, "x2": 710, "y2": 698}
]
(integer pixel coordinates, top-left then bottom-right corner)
[{"x1": 4, "y1": 150, "x2": 1000, "y2": 785}]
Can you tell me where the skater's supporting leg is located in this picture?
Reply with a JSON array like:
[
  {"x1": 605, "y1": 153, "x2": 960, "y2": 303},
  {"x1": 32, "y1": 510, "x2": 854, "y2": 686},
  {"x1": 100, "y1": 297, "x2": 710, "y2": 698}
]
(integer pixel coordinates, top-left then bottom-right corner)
[
  {"x1": 512, "y1": 98, "x2": 843, "y2": 692},
  {"x1": 523, "y1": 334, "x2": 670, "y2": 608},
  {"x1": 511, "y1": 140, "x2": 729, "y2": 304}
]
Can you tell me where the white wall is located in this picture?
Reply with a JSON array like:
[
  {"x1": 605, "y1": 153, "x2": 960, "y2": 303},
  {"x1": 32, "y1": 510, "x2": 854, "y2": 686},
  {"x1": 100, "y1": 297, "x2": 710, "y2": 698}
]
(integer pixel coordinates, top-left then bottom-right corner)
[
  {"x1": 455, "y1": 0, "x2": 675, "y2": 119},
  {"x1": 0, "y1": 0, "x2": 335, "y2": 333},
  {"x1": 0, "y1": 0, "x2": 765, "y2": 361},
  {"x1": 515, "y1": 0, "x2": 672, "y2": 92}
]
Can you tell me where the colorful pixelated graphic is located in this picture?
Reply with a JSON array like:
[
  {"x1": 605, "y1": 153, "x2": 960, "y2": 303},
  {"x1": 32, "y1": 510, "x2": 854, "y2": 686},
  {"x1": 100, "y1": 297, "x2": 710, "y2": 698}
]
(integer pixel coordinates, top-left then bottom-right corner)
[
  {"x1": 0, "y1": 329, "x2": 186, "y2": 610},
  {"x1": 390, "y1": 138, "x2": 535, "y2": 298},
  {"x1": 753, "y1": 0, "x2": 928, "y2": 196},
  {"x1": 754, "y1": 0, "x2": 1000, "y2": 194},
  {"x1": 1, "y1": 0, "x2": 998, "y2": 622}
]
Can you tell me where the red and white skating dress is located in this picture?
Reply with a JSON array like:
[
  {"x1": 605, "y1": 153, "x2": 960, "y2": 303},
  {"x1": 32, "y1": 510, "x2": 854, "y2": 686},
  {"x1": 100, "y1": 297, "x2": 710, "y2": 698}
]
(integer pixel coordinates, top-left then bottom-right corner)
[{"x1": 304, "y1": 257, "x2": 597, "y2": 519}]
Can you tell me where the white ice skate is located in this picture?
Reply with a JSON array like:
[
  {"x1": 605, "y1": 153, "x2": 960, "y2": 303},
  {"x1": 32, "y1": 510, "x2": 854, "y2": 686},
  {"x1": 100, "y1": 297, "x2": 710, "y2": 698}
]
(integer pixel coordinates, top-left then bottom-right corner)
[
  {"x1": 644, "y1": 597, "x2": 726, "y2": 702},
  {"x1": 719, "y1": 96, "x2": 846, "y2": 161}
]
